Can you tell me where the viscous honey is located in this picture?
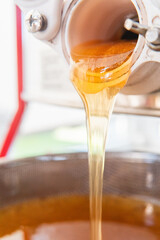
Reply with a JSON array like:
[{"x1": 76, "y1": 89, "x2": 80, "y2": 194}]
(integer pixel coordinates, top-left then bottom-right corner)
[
  {"x1": 0, "y1": 195, "x2": 160, "y2": 239},
  {"x1": 70, "y1": 40, "x2": 136, "y2": 240},
  {"x1": 0, "y1": 40, "x2": 142, "y2": 240}
]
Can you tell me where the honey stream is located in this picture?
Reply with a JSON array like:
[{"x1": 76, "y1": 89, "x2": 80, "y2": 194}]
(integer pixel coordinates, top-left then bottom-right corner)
[
  {"x1": 70, "y1": 40, "x2": 136, "y2": 240},
  {"x1": 1, "y1": 40, "x2": 160, "y2": 240},
  {"x1": 0, "y1": 40, "x2": 137, "y2": 240}
]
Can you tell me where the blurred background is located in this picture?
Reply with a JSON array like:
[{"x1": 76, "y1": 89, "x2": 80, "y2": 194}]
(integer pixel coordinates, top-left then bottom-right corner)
[{"x1": 1, "y1": 1, "x2": 160, "y2": 160}]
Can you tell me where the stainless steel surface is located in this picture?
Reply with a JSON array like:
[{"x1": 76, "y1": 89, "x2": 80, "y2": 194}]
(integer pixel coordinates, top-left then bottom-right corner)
[
  {"x1": 25, "y1": 10, "x2": 47, "y2": 33},
  {"x1": 114, "y1": 92, "x2": 160, "y2": 117},
  {"x1": 146, "y1": 28, "x2": 160, "y2": 50},
  {"x1": 146, "y1": 29, "x2": 160, "y2": 45},
  {"x1": 0, "y1": 152, "x2": 160, "y2": 208},
  {"x1": 124, "y1": 18, "x2": 160, "y2": 51},
  {"x1": 124, "y1": 19, "x2": 148, "y2": 36},
  {"x1": 14, "y1": 0, "x2": 160, "y2": 115},
  {"x1": 66, "y1": 0, "x2": 160, "y2": 96}
]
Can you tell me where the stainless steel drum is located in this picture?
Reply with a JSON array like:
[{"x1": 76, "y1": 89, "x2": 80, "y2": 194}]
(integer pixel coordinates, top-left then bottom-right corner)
[{"x1": 0, "y1": 152, "x2": 160, "y2": 208}]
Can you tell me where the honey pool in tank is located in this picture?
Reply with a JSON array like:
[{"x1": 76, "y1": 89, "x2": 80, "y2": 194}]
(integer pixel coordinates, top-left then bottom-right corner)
[{"x1": 0, "y1": 153, "x2": 160, "y2": 240}]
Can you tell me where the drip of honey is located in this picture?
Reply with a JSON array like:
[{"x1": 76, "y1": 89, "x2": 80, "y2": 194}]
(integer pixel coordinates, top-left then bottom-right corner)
[{"x1": 70, "y1": 40, "x2": 136, "y2": 240}]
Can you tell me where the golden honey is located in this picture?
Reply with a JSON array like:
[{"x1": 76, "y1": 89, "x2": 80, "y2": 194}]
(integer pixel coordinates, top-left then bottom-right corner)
[
  {"x1": 70, "y1": 40, "x2": 136, "y2": 240},
  {"x1": 0, "y1": 196, "x2": 160, "y2": 239},
  {"x1": 0, "y1": 40, "x2": 139, "y2": 240}
]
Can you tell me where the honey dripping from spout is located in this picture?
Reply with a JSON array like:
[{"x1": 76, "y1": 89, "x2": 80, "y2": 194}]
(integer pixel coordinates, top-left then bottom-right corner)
[{"x1": 70, "y1": 40, "x2": 136, "y2": 240}]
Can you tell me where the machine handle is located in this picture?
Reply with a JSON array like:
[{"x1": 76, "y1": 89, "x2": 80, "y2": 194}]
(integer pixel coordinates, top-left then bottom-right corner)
[{"x1": 125, "y1": 18, "x2": 160, "y2": 51}]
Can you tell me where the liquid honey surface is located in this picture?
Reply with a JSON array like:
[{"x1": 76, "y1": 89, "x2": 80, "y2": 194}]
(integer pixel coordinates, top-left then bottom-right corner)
[
  {"x1": 70, "y1": 40, "x2": 136, "y2": 240},
  {"x1": 70, "y1": 40, "x2": 136, "y2": 95},
  {"x1": 0, "y1": 196, "x2": 160, "y2": 239}
]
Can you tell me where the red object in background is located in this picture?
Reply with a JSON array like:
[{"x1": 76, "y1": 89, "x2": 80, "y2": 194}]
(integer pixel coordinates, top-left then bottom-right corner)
[{"x1": 0, "y1": 6, "x2": 26, "y2": 157}]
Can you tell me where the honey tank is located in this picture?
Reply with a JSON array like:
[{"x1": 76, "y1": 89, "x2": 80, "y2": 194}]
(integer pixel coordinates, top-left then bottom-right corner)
[{"x1": 1, "y1": 152, "x2": 160, "y2": 239}]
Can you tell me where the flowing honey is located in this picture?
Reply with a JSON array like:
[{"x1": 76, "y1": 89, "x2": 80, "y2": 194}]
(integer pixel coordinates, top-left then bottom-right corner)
[
  {"x1": 70, "y1": 40, "x2": 136, "y2": 240},
  {"x1": 2, "y1": 40, "x2": 155, "y2": 240}
]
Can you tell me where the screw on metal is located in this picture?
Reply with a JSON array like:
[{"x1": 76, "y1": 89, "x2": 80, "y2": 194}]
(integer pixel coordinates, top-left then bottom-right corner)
[
  {"x1": 124, "y1": 18, "x2": 160, "y2": 51},
  {"x1": 25, "y1": 10, "x2": 47, "y2": 33}
]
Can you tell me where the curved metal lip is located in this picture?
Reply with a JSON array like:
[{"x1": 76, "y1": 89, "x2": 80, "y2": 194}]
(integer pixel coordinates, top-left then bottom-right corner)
[
  {"x1": 61, "y1": 0, "x2": 146, "y2": 67},
  {"x1": 0, "y1": 151, "x2": 160, "y2": 168}
]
